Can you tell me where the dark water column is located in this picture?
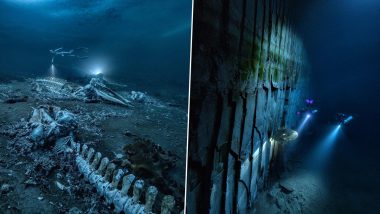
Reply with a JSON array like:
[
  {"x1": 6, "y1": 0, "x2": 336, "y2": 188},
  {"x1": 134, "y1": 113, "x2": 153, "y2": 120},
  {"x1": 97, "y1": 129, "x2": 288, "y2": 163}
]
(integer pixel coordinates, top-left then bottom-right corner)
[{"x1": 187, "y1": 0, "x2": 308, "y2": 213}]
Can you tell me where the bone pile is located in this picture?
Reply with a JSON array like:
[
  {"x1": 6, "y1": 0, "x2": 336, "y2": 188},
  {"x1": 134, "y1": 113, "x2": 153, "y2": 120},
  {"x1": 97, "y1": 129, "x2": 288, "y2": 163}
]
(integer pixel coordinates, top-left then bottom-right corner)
[
  {"x1": 26, "y1": 106, "x2": 179, "y2": 213},
  {"x1": 32, "y1": 77, "x2": 78, "y2": 100},
  {"x1": 29, "y1": 105, "x2": 78, "y2": 148},
  {"x1": 72, "y1": 142, "x2": 177, "y2": 214},
  {"x1": 31, "y1": 77, "x2": 132, "y2": 107}
]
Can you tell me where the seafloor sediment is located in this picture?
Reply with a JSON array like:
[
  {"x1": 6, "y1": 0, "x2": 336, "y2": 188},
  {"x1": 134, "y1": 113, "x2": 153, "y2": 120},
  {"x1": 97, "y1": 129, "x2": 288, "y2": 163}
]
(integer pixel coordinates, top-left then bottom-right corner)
[{"x1": 0, "y1": 78, "x2": 187, "y2": 213}]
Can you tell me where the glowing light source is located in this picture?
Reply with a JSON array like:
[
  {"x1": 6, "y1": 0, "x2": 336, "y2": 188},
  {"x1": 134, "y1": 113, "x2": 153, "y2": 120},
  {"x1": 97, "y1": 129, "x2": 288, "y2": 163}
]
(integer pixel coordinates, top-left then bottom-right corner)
[
  {"x1": 306, "y1": 98, "x2": 314, "y2": 105},
  {"x1": 92, "y1": 68, "x2": 103, "y2": 76},
  {"x1": 343, "y1": 116, "x2": 353, "y2": 124}
]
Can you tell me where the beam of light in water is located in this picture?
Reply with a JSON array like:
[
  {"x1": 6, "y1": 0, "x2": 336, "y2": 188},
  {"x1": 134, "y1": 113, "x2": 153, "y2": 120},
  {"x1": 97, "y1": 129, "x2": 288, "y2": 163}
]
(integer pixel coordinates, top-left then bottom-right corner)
[
  {"x1": 308, "y1": 125, "x2": 341, "y2": 169},
  {"x1": 321, "y1": 125, "x2": 341, "y2": 148},
  {"x1": 49, "y1": 64, "x2": 56, "y2": 77},
  {"x1": 297, "y1": 114, "x2": 311, "y2": 133}
]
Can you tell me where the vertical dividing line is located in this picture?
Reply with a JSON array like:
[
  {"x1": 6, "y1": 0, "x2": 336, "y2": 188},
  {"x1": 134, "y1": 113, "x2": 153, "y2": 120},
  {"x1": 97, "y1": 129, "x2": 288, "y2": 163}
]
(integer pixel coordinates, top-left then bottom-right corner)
[{"x1": 184, "y1": 0, "x2": 195, "y2": 213}]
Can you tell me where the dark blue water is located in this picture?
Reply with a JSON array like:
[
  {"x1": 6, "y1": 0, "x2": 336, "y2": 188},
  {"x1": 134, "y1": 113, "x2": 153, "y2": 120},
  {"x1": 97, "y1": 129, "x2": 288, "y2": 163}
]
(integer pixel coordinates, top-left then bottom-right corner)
[
  {"x1": 289, "y1": 0, "x2": 380, "y2": 212},
  {"x1": 0, "y1": 0, "x2": 191, "y2": 96},
  {"x1": 291, "y1": 0, "x2": 380, "y2": 147}
]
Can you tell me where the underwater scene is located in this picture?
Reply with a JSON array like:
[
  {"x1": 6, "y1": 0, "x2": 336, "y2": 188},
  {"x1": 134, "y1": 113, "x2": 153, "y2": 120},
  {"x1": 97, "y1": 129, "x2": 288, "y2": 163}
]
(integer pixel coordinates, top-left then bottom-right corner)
[
  {"x1": 0, "y1": 0, "x2": 191, "y2": 213},
  {"x1": 186, "y1": 0, "x2": 380, "y2": 213}
]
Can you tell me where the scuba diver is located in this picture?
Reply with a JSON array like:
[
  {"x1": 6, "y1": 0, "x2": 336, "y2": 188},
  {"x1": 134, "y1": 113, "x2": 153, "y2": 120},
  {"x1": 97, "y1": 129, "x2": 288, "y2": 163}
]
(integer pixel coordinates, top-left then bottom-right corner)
[
  {"x1": 50, "y1": 47, "x2": 89, "y2": 64},
  {"x1": 297, "y1": 97, "x2": 318, "y2": 116},
  {"x1": 336, "y1": 113, "x2": 354, "y2": 125}
]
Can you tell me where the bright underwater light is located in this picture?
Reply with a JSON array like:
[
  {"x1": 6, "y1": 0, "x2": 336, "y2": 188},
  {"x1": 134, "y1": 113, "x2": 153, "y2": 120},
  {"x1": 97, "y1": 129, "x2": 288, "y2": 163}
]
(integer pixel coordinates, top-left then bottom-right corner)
[
  {"x1": 297, "y1": 114, "x2": 311, "y2": 133},
  {"x1": 49, "y1": 64, "x2": 56, "y2": 77},
  {"x1": 92, "y1": 68, "x2": 103, "y2": 76},
  {"x1": 343, "y1": 116, "x2": 353, "y2": 124}
]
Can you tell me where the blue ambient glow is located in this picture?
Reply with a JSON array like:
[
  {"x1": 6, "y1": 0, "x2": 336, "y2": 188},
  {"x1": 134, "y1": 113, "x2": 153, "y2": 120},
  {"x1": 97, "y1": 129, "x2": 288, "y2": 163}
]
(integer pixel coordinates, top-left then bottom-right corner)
[
  {"x1": 0, "y1": 0, "x2": 191, "y2": 88},
  {"x1": 308, "y1": 125, "x2": 341, "y2": 169},
  {"x1": 325, "y1": 125, "x2": 341, "y2": 144},
  {"x1": 297, "y1": 114, "x2": 311, "y2": 133},
  {"x1": 92, "y1": 68, "x2": 102, "y2": 76}
]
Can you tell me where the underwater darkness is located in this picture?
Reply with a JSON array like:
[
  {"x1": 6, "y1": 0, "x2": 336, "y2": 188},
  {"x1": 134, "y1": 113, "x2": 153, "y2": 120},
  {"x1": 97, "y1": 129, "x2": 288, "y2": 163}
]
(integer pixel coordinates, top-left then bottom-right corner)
[
  {"x1": 0, "y1": 0, "x2": 191, "y2": 96},
  {"x1": 288, "y1": 0, "x2": 380, "y2": 211},
  {"x1": 0, "y1": 1, "x2": 191, "y2": 212}
]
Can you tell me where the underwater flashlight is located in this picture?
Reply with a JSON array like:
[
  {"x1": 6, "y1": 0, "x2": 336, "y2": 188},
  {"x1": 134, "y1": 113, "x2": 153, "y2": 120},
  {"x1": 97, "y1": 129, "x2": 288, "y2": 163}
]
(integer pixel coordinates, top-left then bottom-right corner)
[{"x1": 343, "y1": 116, "x2": 353, "y2": 124}]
